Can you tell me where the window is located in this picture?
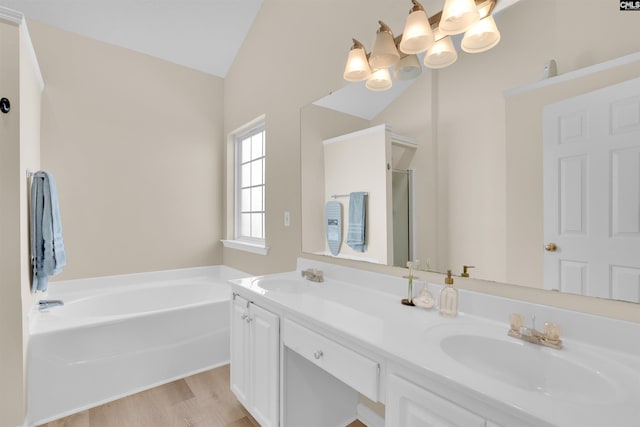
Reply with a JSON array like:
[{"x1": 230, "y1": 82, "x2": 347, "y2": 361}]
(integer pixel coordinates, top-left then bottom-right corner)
[{"x1": 235, "y1": 123, "x2": 265, "y2": 245}]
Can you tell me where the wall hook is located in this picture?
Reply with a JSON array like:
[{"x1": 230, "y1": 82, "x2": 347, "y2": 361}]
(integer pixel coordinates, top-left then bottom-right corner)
[{"x1": 1, "y1": 98, "x2": 10, "y2": 113}]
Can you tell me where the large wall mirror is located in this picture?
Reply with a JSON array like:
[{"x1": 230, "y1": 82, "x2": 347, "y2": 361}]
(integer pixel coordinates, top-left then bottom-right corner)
[{"x1": 301, "y1": 0, "x2": 640, "y2": 304}]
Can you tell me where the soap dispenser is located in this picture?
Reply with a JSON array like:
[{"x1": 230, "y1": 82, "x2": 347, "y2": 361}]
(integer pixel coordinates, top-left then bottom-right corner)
[{"x1": 439, "y1": 270, "x2": 458, "y2": 317}]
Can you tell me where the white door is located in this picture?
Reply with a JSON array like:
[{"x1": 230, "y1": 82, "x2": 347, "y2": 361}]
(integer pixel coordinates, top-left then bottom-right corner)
[
  {"x1": 230, "y1": 295, "x2": 250, "y2": 405},
  {"x1": 248, "y1": 302, "x2": 280, "y2": 427},
  {"x1": 543, "y1": 77, "x2": 640, "y2": 302}
]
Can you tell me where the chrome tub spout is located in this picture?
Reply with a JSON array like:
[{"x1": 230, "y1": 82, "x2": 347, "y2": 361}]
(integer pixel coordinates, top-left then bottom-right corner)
[{"x1": 38, "y1": 300, "x2": 64, "y2": 310}]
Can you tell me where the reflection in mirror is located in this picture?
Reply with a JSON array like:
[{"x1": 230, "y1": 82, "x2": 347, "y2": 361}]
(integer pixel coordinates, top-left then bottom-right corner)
[
  {"x1": 301, "y1": 1, "x2": 640, "y2": 304},
  {"x1": 319, "y1": 124, "x2": 418, "y2": 266},
  {"x1": 301, "y1": 82, "x2": 431, "y2": 269}
]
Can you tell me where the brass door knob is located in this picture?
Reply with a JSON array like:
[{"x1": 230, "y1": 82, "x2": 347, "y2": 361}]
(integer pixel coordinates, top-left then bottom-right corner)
[{"x1": 545, "y1": 243, "x2": 558, "y2": 252}]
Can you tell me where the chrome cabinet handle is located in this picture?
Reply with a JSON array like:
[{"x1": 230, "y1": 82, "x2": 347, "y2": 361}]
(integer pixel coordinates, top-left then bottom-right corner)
[{"x1": 314, "y1": 350, "x2": 323, "y2": 359}]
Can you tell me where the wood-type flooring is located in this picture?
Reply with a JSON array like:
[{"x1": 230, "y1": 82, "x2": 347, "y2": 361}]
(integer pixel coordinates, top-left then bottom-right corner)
[{"x1": 40, "y1": 364, "x2": 367, "y2": 427}]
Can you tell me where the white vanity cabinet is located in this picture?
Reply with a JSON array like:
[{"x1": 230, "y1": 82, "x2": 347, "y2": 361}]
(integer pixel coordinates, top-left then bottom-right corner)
[
  {"x1": 283, "y1": 319, "x2": 379, "y2": 401},
  {"x1": 386, "y1": 374, "x2": 486, "y2": 427},
  {"x1": 230, "y1": 294, "x2": 279, "y2": 427}
]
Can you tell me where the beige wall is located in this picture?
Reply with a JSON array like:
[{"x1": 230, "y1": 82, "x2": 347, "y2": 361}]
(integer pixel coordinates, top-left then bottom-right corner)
[
  {"x1": 0, "y1": 16, "x2": 42, "y2": 427},
  {"x1": 0, "y1": 19, "x2": 25, "y2": 427},
  {"x1": 28, "y1": 20, "x2": 226, "y2": 280}
]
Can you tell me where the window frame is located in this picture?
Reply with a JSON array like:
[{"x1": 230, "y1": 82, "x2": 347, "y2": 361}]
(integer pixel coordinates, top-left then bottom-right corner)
[{"x1": 233, "y1": 121, "x2": 266, "y2": 246}]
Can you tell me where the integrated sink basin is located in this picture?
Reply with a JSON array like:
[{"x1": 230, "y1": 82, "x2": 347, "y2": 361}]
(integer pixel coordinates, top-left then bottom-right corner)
[
  {"x1": 440, "y1": 333, "x2": 616, "y2": 403},
  {"x1": 250, "y1": 277, "x2": 312, "y2": 293},
  {"x1": 426, "y1": 322, "x2": 639, "y2": 405}
]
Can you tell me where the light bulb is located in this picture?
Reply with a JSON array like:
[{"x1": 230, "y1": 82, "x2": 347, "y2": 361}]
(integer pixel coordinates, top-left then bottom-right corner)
[
  {"x1": 370, "y1": 23, "x2": 400, "y2": 69},
  {"x1": 343, "y1": 45, "x2": 371, "y2": 81},
  {"x1": 424, "y1": 36, "x2": 457, "y2": 69},
  {"x1": 461, "y1": 15, "x2": 501, "y2": 53},
  {"x1": 399, "y1": 9, "x2": 434, "y2": 54},
  {"x1": 394, "y1": 55, "x2": 422, "y2": 80},
  {"x1": 366, "y1": 68, "x2": 393, "y2": 91},
  {"x1": 439, "y1": 0, "x2": 480, "y2": 35}
]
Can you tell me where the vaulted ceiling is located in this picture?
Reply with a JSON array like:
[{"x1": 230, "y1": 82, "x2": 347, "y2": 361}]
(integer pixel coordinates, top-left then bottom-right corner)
[{"x1": 0, "y1": 0, "x2": 264, "y2": 77}]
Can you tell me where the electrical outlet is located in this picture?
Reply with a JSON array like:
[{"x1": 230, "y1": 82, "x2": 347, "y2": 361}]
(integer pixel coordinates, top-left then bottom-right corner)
[{"x1": 284, "y1": 211, "x2": 290, "y2": 227}]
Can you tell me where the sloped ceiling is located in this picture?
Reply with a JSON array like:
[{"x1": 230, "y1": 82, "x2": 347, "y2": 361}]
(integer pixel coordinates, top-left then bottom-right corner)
[
  {"x1": 0, "y1": 0, "x2": 521, "y2": 116},
  {"x1": 0, "y1": 0, "x2": 264, "y2": 77}
]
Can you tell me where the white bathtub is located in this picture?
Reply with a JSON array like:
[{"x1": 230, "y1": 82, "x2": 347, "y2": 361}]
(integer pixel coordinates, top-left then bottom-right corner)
[{"x1": 26, "y1": 265, "x2": 249, "y2": 426}]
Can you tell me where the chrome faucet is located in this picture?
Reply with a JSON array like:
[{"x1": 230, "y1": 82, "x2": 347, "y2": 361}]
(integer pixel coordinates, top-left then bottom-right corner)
[
  {"x1": 301, "y1": 268, "x2": 324, "y2": 283},
  {"x1": 38, "y1": 300, "x2": 64, "y2": 310},
  {"x1": 508, "y1": 313, "x2": 562, "y2": 349}
]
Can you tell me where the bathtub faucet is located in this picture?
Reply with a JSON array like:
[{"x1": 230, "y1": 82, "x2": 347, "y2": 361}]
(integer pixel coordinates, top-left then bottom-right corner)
[{"x1": 37, "y1": 300, "x2": 64, "y2": 310}]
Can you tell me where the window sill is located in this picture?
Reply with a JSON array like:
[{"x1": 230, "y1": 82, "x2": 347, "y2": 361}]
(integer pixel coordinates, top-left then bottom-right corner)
[{"x1": 221, "y1": 240, "x2": 270, "y2": 256}]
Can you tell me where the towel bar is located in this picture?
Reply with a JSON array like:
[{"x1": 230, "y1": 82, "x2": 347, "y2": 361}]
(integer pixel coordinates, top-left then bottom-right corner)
[
  {"x1": 331, "y1": 192, "x2": 369, "y2": 199},
  {"x1": 26, "y1": 170, "x2": 43, "y2": 178}
]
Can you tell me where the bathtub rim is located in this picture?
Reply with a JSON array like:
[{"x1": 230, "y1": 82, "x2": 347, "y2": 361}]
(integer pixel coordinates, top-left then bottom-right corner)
[{"x1": 29, "y1": 265, "x2": 250, "y2": 335}]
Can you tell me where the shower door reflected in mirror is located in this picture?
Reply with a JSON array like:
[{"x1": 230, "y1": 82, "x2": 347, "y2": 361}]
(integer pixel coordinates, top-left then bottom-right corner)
[{"x1": 392, "y1": 170, "x2": 413, "y2": 268}]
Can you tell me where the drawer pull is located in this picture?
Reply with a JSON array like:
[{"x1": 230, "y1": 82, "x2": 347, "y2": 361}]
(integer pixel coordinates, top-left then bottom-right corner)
[{"x1": 314, "y1": 350, "x2": 323, "y2": 359}]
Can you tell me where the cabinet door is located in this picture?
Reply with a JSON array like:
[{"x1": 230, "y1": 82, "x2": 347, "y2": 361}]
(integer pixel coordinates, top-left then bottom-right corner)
[
  {"x1": 230, "y1": 295, "x2": 250, "y2": 406},
  {"x1": 249, "y1": 302, "x2": 280, "y2": 427},
  {"x1": 386, "y1": 374, "x2": 485, "y2": 427}
]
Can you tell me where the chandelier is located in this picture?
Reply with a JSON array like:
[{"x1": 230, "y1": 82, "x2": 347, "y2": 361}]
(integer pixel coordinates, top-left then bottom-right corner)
[{"x1": 343, "y1": 0, "x2": 501, "y2": 91}]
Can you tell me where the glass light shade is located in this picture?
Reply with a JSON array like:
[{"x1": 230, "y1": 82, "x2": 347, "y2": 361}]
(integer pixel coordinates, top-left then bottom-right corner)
[
  {"x1": 370, "y1": 30, "x2": 400, "y2": 70},
  {"x1": 461, "y1": 15, "x2": 501, "y2": 53},
  {"x1": 343, "y1": 47, "x2": 372, "y2": 81},
  {"x1": 394, "y1": 54, "x2": 422, "y2": 80},
  {"x1": 439, "y1": 0, "x2": 480, "y2": 35},
  {"x1": 366, "y1": 68, "x2": 393, "y2": 91},
  {"x1": 399, "y1": 10, "x2": 434, "y2": 54},
  {"x1": 424, "y1": 36, "x2": 458, "y2": 69}
]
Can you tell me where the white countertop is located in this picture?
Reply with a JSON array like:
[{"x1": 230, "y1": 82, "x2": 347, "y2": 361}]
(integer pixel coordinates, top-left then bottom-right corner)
[{"x1": 229, "y1": 261, "x2": 640, "y2": 427}]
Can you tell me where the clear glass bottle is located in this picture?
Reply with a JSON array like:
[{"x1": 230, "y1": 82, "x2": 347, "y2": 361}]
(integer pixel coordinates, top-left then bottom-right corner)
[
  {"x1": 402, "y1": 260, "x2": 418, "y2": 306},
  {"x1": 439, "y1": 270, "x2": 458, "y2": 316}
]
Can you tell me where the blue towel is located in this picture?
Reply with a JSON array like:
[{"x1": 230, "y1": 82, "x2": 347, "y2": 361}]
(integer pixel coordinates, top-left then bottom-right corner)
[
  {"x1": 346, "y1": 192, "x2": 367, "y2": 252},
  {"x1": 31, "y1": 171, "x2": 66, "y2": 292}
]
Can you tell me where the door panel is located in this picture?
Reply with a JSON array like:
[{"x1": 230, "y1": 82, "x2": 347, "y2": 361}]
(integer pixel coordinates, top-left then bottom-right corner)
[
  {"x1": 230, "y1": 296, "x2": 250, "y2": 405},
  {"x1": 543, "y1": 77, "x2": 640, "y2": 302},
  {"x1": 249, "y1": 303, "x2": 279, "y2": 427}
]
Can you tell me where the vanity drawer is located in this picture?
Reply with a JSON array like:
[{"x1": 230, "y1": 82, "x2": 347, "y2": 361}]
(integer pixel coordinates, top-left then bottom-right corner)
[{"x1": 283, "y1": 319, "x2": 379, "y2": 401}]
